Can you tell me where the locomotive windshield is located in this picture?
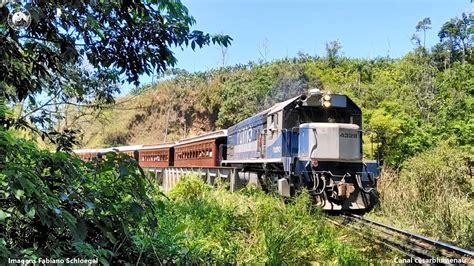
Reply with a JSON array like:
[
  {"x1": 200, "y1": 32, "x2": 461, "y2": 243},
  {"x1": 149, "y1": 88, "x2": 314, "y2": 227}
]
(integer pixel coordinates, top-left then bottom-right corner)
[
  {"x1": 283, "y1": 105, "x2": 362, "y2": 129},
  {"x1": 300, "y1": 107, "x2": 343, "y2": 123}
]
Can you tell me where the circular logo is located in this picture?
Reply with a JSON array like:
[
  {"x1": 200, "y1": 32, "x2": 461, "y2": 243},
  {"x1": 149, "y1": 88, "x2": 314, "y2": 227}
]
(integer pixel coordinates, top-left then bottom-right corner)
[{"x1": 8, "y1": 7, "x2": 31, "y2": 31}]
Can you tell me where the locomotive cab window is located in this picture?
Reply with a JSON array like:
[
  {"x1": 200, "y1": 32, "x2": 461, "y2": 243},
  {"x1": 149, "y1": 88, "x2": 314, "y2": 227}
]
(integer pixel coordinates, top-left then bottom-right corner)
[
  {"x1": 271, "y1": 114, "x2": 279, "y2": 128},
  {"x1": 269, "y1": 113, "x2": 280, "y2": 139},
  {"x1": 298, "y1": 107, "x2": 358, "y2": 125}
]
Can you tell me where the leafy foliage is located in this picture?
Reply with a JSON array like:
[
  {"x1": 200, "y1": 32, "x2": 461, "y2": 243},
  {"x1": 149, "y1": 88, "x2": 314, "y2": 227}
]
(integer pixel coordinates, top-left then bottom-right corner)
[
  {"x1": 438, "y1": 12, "x2": 473, "y2": 64},
  {"x1": 135, "y1": 175, "x2": 369, "y2": 264},
  {"x1": 0, "y1": 0, "x2": 231, "y2": 149},
  {"x1": 0, "y1": 123, "x2": 162, "y2": 263},
  {"x1": 372, "y1": 143, "x2": 473, "y2": 249}
]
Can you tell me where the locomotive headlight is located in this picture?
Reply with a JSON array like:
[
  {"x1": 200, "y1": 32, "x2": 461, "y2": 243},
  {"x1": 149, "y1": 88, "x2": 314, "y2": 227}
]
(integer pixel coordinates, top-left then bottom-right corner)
[{"x1": 322, "y1": 94, "x2": 331, "y2": 108}]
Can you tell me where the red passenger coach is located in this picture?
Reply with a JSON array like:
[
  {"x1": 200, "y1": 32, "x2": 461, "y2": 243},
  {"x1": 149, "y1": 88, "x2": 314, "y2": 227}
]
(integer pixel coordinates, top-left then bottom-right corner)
[
  {"x1": 173, "y1": 130, "x2": 227, "y2": 167},
  {"x1": 102, "y1": 145, "x2": 142, "y2": 160},
  {"x1": 74, "y1": 145, "x2": 142, "y2": 161},
  {"x1": 138, "y1": 143, "x2": 174, "y2": 168}
]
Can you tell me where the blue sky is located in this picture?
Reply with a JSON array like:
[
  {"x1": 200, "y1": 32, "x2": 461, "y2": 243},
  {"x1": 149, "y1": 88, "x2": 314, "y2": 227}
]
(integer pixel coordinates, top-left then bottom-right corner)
[{"x1": 128, "y1": 0, "x2": 472, "y2": 90}]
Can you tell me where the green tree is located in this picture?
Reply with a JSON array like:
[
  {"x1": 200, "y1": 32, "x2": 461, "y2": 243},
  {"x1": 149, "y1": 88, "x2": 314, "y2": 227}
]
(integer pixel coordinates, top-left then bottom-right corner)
[
  {"x1": 416, "y1": 17, "x2": 431, "y2": 48},
  {"x1": 0, "y1": 0, "x2": 231, "y2": 149},
  {"x1": 325, "y1": 40, "x2": 342, "y2": 68},
  {"x1": 438, "y1": 12, "x2": 473, "y2": 64},
  {"x1": 0, "y1": 101, "x2": 163, "y2": 262},
  {"x1": 431, "y1": 42, "x2": 451, "y2": 70}
]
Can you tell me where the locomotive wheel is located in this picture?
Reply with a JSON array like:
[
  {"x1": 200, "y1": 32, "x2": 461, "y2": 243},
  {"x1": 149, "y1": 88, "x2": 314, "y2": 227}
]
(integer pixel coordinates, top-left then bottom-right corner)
[
  {"x1": 259, "y1": 173, "x2": 298, "y2": 198},
  {"x1": 290, "y1": 174, "x2": 305, "y2": 196},
  {"x1": 259, "y1": 173, "x2": 277, "y2": 194}
]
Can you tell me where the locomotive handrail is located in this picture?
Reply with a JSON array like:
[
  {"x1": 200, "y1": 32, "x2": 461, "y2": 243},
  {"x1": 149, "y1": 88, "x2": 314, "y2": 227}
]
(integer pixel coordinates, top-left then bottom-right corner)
[
  {"x1": 303, "y1": 170, "x2": 377, "y2": 194},
  {"x1": 308, "y1": 172, "x2": 325, "y2": 195},
  {"x1": 355, "y1": 174, "x2": 376, "y2": 193},
  {"x1": 305, "y1": 170, "x2": 342, "y2": 178}
]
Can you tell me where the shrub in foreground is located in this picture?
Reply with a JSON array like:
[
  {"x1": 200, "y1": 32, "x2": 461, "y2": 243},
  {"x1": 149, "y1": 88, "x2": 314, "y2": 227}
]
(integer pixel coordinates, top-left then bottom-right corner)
[
  {"x1": 135, "y1": 175, "x2": 368, "y2": 264},
  {"x1": 0, "y1": 128, "x2": 162, "y2": 264},
  {"x1": 374, "y1": 143, "x2": 473, "y2": 249}
]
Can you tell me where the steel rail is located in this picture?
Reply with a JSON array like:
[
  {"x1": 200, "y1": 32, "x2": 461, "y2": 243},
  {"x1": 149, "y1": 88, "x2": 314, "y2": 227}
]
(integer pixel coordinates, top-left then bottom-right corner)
[
  {"x1": 323, "y1": 216, "x2": 428, "y2": 260},
  {"x1": 345, "y1": 213, "x2": 474, "y2": 258},
  {"x1": 330, "y1": 212, "x2": 474, "y2": 264}
]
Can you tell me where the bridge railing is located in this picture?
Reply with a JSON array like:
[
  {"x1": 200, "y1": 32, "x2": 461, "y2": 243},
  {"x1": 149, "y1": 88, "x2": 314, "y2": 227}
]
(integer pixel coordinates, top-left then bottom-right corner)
[{"x1": 143, "y1": 166, "x2": 245, "y2": 193}]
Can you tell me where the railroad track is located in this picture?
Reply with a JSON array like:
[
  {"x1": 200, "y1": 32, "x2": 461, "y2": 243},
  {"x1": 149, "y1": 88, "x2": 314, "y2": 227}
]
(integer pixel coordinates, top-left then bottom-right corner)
[{"x1": 325, "y1": 213, "x2": 474, "y2": 264}]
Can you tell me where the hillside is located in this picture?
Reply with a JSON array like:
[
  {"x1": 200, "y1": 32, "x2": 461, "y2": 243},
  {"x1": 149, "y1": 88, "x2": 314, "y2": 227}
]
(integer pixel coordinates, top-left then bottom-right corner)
[{"x1": 73, "y1": 52, "x2": 472, "y2": 166}]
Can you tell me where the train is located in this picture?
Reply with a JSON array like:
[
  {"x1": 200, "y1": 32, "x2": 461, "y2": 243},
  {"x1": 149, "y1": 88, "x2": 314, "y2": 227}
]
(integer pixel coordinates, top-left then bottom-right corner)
[{"x1": 74, "y1": 89, "x2": 379, "y2": 211}]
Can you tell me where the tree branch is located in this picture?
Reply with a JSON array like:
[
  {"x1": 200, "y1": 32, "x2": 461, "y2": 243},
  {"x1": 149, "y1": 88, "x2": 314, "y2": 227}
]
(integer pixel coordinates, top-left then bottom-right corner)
[{"x1": 20, "y1": 89, "x2": 63, "y2": 120}]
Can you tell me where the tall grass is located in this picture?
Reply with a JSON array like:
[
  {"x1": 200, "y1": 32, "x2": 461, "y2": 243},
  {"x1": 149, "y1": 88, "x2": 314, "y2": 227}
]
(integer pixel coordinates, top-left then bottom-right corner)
[
  {"x1": 133, "y1": 175, "x2": 371, "y2": 264},
  {"x1": 372, "y1": 143, "x2": 473, "y2": 249}
]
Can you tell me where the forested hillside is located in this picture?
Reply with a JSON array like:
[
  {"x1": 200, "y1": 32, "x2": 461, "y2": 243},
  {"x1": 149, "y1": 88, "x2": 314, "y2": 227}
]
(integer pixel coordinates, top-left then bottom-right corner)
[{"x1": 76, "y1": 14, "x2": 472, "y2": 168}]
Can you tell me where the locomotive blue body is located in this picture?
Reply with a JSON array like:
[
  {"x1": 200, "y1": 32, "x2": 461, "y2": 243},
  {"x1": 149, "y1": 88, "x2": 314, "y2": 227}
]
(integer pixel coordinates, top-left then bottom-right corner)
[{"x1": 222, "y1": 89, "x2": 378, "y2": 211}]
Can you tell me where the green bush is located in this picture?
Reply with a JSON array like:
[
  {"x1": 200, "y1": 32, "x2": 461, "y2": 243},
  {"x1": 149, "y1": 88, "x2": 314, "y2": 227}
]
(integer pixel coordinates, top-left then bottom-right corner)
[
  {"x1": 135, "y1": 175, "x2": 369, "y2": 264},
  {"x1": 373, "y1": 143, "x2": 473, "y2": 249},
  {"x1": 0, "y1": 127, "x2": 162, "y2": 264}
]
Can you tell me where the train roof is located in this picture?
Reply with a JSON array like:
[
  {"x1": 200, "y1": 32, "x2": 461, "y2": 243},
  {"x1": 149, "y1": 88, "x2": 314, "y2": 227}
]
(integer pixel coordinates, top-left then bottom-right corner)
[
  {"x1": 267, "y1": 95, "x2": 301, "y2": 115},
  {"x1": 175, "y1": 130, "x2": 227, "y2": 146},
  {"x1": 139, "y1": 142, "x2": 175, "y2": 150},
  {"x1": 227, "y1": 109, "x2": 269, "y2": 132},
  {"x1": 100, "y1": 145, "x2": 143, "y2": 153},
  {"x1": 267, "y1": 92, "x2": 356, "y2": 115},
  {"x1": 227, "y1": 95, "x2": 302, "y2": 132},
  {"x1": 73, "y1": 148, "x2": 101, "y2": 154},
  {"x1": 74, "y1": 145, "x2": 143, "y2": 154}
]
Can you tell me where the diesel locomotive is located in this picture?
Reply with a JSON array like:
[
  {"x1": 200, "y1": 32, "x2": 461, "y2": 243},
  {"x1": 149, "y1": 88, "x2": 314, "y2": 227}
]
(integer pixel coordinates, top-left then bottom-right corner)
[
  {"x1": 222, "y1": 89, "x2": 378, "y2": 210},
  {"x1": 74, "y1": 89, "x2": 378, "y2": 211}
]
